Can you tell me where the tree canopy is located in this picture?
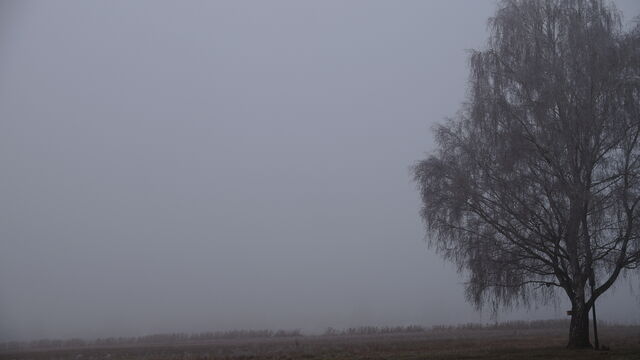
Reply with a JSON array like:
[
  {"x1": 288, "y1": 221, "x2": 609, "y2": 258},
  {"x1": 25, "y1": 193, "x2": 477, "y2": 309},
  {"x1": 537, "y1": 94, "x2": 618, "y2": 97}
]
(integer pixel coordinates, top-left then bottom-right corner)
[{"x1": 414, "y1": 0, "x2": 639, "y2": 348}]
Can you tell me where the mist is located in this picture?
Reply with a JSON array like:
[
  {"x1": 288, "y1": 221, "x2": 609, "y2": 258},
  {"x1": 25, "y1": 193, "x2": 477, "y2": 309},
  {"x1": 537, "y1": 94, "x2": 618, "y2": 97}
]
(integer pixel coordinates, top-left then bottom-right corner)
[{"x1": 1, "y1": 0, "x2": 639, "y2": 342}]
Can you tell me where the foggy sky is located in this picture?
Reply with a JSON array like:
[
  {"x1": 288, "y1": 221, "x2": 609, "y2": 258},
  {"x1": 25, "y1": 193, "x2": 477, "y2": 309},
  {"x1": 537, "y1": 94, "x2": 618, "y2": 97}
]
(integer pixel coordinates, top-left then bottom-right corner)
[{"x1": 1, "y1": 0, "x2": 639, "y2": 342}]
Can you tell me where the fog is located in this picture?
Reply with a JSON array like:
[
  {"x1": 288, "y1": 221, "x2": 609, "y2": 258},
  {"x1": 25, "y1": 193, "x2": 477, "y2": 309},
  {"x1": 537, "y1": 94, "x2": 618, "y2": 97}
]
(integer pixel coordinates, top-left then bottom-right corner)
[{"x1": 1, "y1": 0, "x2": 639, "y2": 342}]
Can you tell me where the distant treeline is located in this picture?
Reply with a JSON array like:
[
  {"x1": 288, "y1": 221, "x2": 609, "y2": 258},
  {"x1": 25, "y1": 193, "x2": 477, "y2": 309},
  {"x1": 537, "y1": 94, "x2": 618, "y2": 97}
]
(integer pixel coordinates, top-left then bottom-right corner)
[
  {"x1": 323, "y1": 319, "x2": 637, "y2": 336},
  {"x1": 2, "y1": 319, "x2": 635, "y2": 351},
  {"x1": 323, "y1": 325, "x2": 426, "y2": 336},
  {"x1": 1, "y1": 329, "x2": 302, "y2": 351},
  {"x1": 431, "y1": 319, "x2": 572, "y2": 332},
  {"x1": 321, "y1": 320, "x2": 569, "y2": 336},
  {"x1": 429, "y1": 319, "x2": 635, "y2": 332}
]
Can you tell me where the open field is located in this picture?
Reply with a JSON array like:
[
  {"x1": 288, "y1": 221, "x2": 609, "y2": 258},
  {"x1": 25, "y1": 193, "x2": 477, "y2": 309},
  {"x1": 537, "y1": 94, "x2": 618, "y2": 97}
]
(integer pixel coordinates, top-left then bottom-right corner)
[{"x1": 3, "y1": 326, "x2": 639, "y2": 360}]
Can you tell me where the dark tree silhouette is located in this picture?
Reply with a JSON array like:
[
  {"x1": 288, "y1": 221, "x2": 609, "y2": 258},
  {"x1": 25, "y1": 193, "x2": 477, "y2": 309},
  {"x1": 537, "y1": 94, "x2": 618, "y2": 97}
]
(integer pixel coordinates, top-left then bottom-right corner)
[{"x1": 413, "y1": 0, "x2": 639, "y2": 349}]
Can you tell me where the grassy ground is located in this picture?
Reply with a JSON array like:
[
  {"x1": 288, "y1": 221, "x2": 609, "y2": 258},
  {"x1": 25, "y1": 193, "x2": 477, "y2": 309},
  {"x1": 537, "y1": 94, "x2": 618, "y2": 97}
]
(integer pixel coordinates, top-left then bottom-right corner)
[{"x1": 2, "y1": 327, "x2": 639, "y2": 360}]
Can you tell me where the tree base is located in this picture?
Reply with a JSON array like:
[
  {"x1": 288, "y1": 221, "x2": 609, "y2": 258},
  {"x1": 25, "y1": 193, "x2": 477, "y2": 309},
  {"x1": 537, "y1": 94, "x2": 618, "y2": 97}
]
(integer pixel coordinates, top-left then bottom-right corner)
[{"x1": 567, "y1": 307, "x2": 592, "y2": 349}]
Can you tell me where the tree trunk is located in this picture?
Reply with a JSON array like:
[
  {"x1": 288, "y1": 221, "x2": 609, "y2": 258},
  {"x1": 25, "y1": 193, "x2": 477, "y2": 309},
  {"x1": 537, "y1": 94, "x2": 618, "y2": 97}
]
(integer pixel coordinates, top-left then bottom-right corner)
[{"x1": 567, "y1": 302, "x2": 592, "y2": 349}]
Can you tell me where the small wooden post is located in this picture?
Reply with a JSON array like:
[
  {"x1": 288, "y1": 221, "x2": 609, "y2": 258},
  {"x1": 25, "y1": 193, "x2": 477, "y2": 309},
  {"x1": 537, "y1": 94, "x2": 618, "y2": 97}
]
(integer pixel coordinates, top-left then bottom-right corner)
[{"x1": 590, "y1": 271, "x2": 599, "y2": 350}]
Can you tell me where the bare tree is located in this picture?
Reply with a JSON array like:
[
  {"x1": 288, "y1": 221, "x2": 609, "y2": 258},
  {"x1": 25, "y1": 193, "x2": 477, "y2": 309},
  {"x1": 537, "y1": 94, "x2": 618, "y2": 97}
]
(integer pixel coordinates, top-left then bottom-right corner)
[{"x1": 413, "y1": 0, "x2": 639, "y2": 349}]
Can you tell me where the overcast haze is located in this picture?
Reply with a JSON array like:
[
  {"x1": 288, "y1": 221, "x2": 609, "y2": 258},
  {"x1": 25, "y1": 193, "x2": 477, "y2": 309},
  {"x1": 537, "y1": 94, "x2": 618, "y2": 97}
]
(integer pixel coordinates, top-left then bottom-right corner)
[{"x1": 1, "y1": 0, "x2": 639, "y2": 342}]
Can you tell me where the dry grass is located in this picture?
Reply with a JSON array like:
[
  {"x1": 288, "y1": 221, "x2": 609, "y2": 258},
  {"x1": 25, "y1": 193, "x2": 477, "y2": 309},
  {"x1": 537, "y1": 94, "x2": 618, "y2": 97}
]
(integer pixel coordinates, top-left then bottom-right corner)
[{"x1": 2, "y1": 327, "x2": 639, "y2": 360}]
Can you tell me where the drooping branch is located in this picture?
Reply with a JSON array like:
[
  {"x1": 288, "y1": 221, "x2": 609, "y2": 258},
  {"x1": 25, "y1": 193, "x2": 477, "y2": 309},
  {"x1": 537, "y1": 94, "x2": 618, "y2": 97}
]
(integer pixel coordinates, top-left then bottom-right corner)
[{"x1": 414, "y1": 0, "x2": 639, "y2": 316}]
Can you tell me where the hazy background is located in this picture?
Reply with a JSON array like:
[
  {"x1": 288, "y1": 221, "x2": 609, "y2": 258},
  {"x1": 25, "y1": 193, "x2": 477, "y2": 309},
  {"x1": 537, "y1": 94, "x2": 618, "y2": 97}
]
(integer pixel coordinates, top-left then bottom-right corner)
[{"x1": 1, "y1": 0, "x2": 639, "y2": 342}]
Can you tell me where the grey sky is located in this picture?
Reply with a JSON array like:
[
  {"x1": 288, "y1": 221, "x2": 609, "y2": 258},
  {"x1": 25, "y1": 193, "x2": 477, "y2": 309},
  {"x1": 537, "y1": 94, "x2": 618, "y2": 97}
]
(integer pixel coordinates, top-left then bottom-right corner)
[{"x1": 1, "y1": 0, "x2": 639, "y2": 342}]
